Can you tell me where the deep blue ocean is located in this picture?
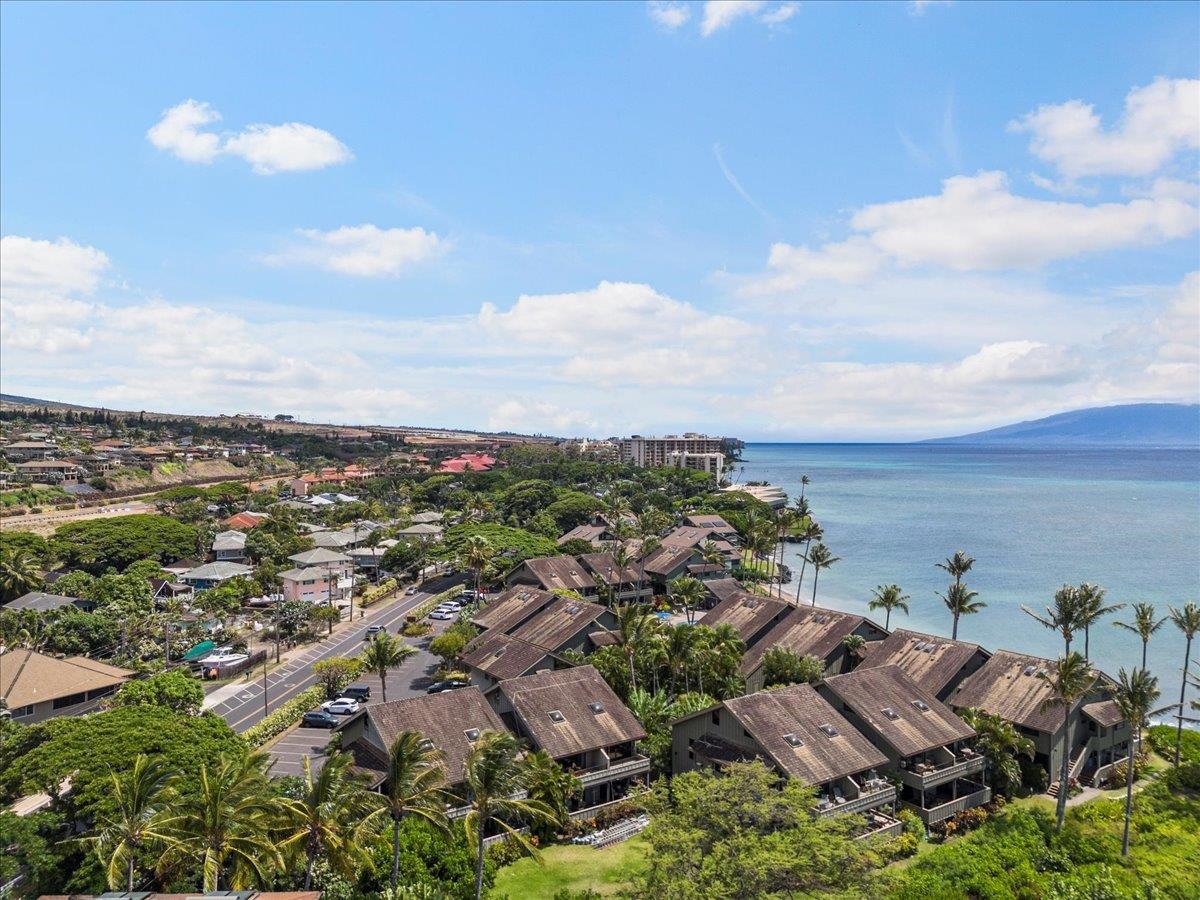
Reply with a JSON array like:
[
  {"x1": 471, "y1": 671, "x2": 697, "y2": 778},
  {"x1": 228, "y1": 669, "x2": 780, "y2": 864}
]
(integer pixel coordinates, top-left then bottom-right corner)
[{"x1": 739, "y1": 444, "x2": 1200, "y2": 696}]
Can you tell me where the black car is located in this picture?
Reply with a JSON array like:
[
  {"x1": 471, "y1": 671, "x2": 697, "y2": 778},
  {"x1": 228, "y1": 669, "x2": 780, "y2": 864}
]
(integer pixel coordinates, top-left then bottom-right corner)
[
  {"x1": 342, "y1": 684, "x2": 371, "y2": 702},
  {"x1": 426, "y1": 679, "x2": 469, "y2": 694},
  {"x1": 300, "y1": 711, "x2": 339, "y2": 729}
]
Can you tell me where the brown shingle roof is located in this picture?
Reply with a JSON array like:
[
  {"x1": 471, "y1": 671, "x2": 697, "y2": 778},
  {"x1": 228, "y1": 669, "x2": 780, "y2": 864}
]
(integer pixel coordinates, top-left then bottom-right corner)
[
  {"x1": 697, "y1": 591, "x2": 788, "y2": 643},
  {"x1": 723, "y1": 684, "x2": 888, "y2": 784},
  {"x1": 578, "y1": 551, "x2": 645, "y2": 586},
  {"x1": 461, "y1": 632, "x2": 554, "y2": 681},
  {"x1": 703, "y1": 577, "x2": 749, "y2": 605},
  {"x1": 363, "y1": 687, "x2": 507, "y2": 786},
  {"x1": 740, "y1": 605, "x2": 870, "y2": 675},
  {"x1": 662, "y1": 525, "x2": 724, "y2": 549},
  {"x1": 0, "y1": 649, "x2": 132, "y2": 708},
  {"x1": 823, "y1": 665, "x2": 975, "y2": 758},
  {"x1": 640, "y1": 545, "x2": 699, "y2": 577},
  {"x1": 859, "y1": 629, "x2": 988, "y2": 697},
  {"x1": 469, "y1": 585, "x2": 556, "y2": 632},
  {"x1": 948, "y1": 649, "x2": 1065, "y2": 733},
  {"x1": 513, "y1": 556, "x2": 598, "y2": 593},
  {"x1": 1082, "y1": 699, "x2": 1124, "y2": 728},
  {"x1": 557, "y1": 524, "x2": 608, "y2": 546},
  {"x1": 509, "y1": 598, "x2": 608, "y2": 651},
  {"x1": 498, "y1": 665, "x2": 645, "y2": 759},
  {"x1": 682, "y1": 514, "x2": 737, "y2": 535}
]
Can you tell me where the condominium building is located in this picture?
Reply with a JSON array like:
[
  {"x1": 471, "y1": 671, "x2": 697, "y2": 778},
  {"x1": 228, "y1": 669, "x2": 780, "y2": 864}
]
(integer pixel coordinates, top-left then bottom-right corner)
[
  {"x1": 666, "y1": 449, "x2": 725, "y2": 481},
  {"x1": 619, "y1": 434, "x2": 726, "y2": 468}
]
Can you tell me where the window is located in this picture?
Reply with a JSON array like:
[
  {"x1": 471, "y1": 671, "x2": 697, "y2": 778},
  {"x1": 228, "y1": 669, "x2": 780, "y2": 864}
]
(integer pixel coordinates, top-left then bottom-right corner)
[
  {"x1": 548, "y1": 710, "x2": 566, "y2": 724},
  {"x1": 53, "y1": 692, "x2": 87, "y2": 710},
  {"x1": 588, "y1": 701, "x2": 604, "y2": 714},
  {"x1": 881, "y1": 707, "x2": 900, "y2": 720},
  {"x1": 12, "y1": 704, "x2": 35, "y2": 718},
  {"x1": 819, "y1": 723, "x2": 839, "y2": 737},
  {"x1": 911, "y1": 699, "x2": 930, "y2": 712},
  {"x1": 463, "y1": 729, "x2": 480, "y2": 742},
  {"x1": 783, "y1": 733, "x2": 804, "y2": 748},
  {"x1": 711, "y1": 711, "x2": 720, "y2": 726}
]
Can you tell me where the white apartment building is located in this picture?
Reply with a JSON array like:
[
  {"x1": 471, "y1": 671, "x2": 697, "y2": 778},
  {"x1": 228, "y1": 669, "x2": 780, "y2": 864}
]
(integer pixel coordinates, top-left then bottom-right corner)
[
  {"x1": 619, "y1": 433, "x2": 726, "y2": 468},
  {"x1": 666, "y1": 450, "x2": 725, "y2": 481}
]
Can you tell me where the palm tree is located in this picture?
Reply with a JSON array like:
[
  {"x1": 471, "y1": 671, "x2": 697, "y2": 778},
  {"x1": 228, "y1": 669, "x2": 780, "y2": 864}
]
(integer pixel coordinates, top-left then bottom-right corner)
[
  {"x1": 1022, "y1": 585, "x2": 1083, "y2": 656},
  {"x1": 664, "y1": 623, "x2": 696, "y2": 693},
  {"x1": 1076, "y1": 583, "x2": 1123, "y2": 661},
  {"x1": 868, "y1": 584, "x2": 910, "y2": 630},
  {"x1": 841, "y1": 634, "x2": 867, "y2": 670},
  {"x1": 611, "y1": 544, "x2": 636, "y2": 604},
  {"x1": 281, "y1": 752, "x2": 381, "y2": 889},
  {"x1": 162, "y1": 751, "x2": 282, "y2": 891},
  {"x1": 1038, "y1": 653, "x2": 1098, "y2": 830},
  {"x1": 360, "y1": 730, "x2": 451, "y2": 889},
  {"x1": 1112, "y1": 667, "x2": 1160, "y2": 856},
  {"x1": 522, "y1": 750, "x2": 580, "y2": 839},
  {"x1": 609, "y1": 603, "x2": 659, "y2": 691},
  {"x1": 698, "y1": 540, "x2": 725, "y2": 569},
  {"x1": 1167, "y1": 602, "x2": 1200, "y2": 766},
  {"x1": 0, "y1": 548, "x2": 41, "y2": 603},
  {"x1": 805, "y1": 543, "x2": 840, "y2": 607},
  {"x1": 360, "y1": 631, "x2": 416, "y2": 703},
  {"x1": 463, "y1": 731, "x2": 557, "y2": 900},
  {"x1": 83, "y1": 755, "x2": 174, "y2": 891},
  {"x1": 938, "y1": 582, "x2": 984, "y2": 640},
  {"x1": 1113, "y1": 602, "x2": 1167, "y2": 670},
  {"x1": 669, "y1": 575, "x2": 705, "y2": 626},
  {"x1": 458, "y1": 534, "x2": 495, "y2": 598},
  {"x1": 792, "y1": 521, "x2": 823, "y2": 603},
  {"x1": 936, "y1": 550, "x2": 975, "y2": 588},
  {"x1": 958, "y1": 708, "x2": 1035, "y2": 797},
  {"x1": 799, "y1": 474, "x2": 811, "y2": 501}
]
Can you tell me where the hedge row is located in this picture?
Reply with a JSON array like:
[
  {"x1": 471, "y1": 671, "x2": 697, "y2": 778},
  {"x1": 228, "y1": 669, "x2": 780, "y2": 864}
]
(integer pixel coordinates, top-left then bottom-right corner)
[
  {"x1": 360, "y1": 578, "x2": 399, "y2": 607},
  {"x1": 410, "y1": 584, "x2": 465, "y2": 619},
  {"x1": 243, "y1": 684, "x2": 325, "y2": 748}
]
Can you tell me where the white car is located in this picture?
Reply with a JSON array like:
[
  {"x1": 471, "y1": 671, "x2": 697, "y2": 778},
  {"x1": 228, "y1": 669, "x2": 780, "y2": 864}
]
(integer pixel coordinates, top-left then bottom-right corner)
[
  {"x1": 428, "y1": 609, "x2": 455, "y2": 621},
  {"x1": 321, "y1": 697, "x2": 361, "y2": 715},
  {"x1": 438, "y1": 600, "x2": 463, "y2": 611}
]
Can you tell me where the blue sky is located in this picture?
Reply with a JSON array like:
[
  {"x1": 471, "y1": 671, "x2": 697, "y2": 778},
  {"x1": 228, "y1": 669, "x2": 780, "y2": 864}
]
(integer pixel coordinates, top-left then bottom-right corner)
[{"x1": 2, "y1": 1, "x2": 1197, "y2": 439}]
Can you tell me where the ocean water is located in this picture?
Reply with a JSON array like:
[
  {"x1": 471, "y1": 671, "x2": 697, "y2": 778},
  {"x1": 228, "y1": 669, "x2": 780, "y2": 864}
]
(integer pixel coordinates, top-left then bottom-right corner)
[{"x1": 738, "y1": 444, "x2": 1200, "y2": 695}]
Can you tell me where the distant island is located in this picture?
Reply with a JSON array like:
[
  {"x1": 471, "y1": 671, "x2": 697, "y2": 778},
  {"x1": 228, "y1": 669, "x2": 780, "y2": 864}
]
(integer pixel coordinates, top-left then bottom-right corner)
[{"x1": 926, "y1": 403, "x2": 1200, "y2": 447}]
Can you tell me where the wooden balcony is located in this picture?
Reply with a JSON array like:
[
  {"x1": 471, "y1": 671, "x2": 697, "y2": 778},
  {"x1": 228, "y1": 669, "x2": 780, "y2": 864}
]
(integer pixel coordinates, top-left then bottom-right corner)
[
  {"x1": 898, "y1": 754, "x2": 985, "y2": 791},
  {"x1": 815, "y1": 784, "x2": 896, "y2": 818},
  {"x1": 577, "y1": 755, "x2": 651, "y2": 787},
  {"x1": 907, "y1": 783, "x2": 991, "y2": 824}
]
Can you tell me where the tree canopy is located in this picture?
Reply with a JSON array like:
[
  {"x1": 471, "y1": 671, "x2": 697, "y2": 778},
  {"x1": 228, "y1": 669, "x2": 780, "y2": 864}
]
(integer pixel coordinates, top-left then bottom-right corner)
[{"x1": 51, "y1": 515, "x2": 197, "y2": 573}]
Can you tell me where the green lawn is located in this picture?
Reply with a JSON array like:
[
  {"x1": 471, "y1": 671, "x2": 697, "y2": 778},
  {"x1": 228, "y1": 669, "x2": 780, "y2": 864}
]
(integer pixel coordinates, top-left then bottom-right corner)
[{"x1": 492, "y1": 836, "x2": 647, "y2": 899}]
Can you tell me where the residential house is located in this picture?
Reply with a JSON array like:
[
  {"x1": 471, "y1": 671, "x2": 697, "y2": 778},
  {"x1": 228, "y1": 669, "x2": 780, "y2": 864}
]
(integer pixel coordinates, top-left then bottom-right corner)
[
  {"x1": 505, "y1": 597, "x2": 616, "y2": 657},
  {"x1": 150, "y1": 578, "x2": 193, "y2": 604},
  {"x1": 461, "y1": 632, "x2": 564, "y2": 691},
  {"x1": 280, "y1": 567, "x2": 339, "y2": 603},
  {"x1": 740, "y1": 606, "x2": 888, "y2": 692},
  {"x1": 948, "y1": 649, "x2": 1132, "y2": 789},
  {"x1": 681, "y1": 514, "x2": 740, "y2": 541},
  {"x1": 671, "y1": 683, "x2": 900, "y2": 837},
  {"x1": 410, "y1": 510, "x2": 444, "y2": 524},
  {"x1": 661, "y1": 525, "x2": 739, "y2": 560},
  {"x1": 287, "y1": 548, "x2": 353, "y2": 601},
  {"x1": 212, "y1": 530, "x2": 248, "y2": 563},
  {"x1": 0, "y1": 649, "x2": 132, "y2": 723},
  {"x1": 13, "y1": 459, "x2": 85, "y2": 482},
  {"x1": 162, "y1": 557, "x2": 204, "y2": 578},
  {"x1": 395, "y1": 523, "x2": 444, "y2": 542},
  {"x1": 505, "y1": 556, "x2": 599, "y2": 599},
  {"x1": 224, "y1": 510, "x2": 270, "y2": 530},
  {"x1": 488, "y1": 666, "x2": 650, "y2": 810},
  {"x1": 2, "y1": 440, "x2": 57, "y2": 460},
  {"x1": 179, "y1": 561, "x2": 253, "y2": 591},
  {"x1": 820, "y1": 665, "x2": 990, "y2": 824},
  {"x1": 859, "y1": 630, "x2": 990, "y2": 701},
  {"x1": 696, "y1": 591, "x2": 791, "y2": 648},
  {"x1": 578, "y1": 551, "x2": 652, "y2": 604},
  {"x1": 5, "y1": 591, "x2": 96, "y2": 614},
  {"x1": 701, "y1": 576, "x2": 749, "y2": 609},
  {"x1": 468, "y1": 586, "x2": 557, "y2": 633},
  {"x1": 557, "y1": 522, "x2": 617, "y2": 547},
  {"x1": 639, "y1": 545, "x2": 704, "y2": 589}
]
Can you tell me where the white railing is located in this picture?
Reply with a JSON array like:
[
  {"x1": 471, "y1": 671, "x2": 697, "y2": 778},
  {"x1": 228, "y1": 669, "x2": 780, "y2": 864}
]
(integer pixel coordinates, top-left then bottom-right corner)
[
  {"x1": 577, "y1": 755, "x2": 651, "y2": 786},
  {"x1": 816, "y1": 784, "x2": 896, "y2": 818},
  {"x1": 1091, "y1": 755, "x2": 1129, "y2": 788}
]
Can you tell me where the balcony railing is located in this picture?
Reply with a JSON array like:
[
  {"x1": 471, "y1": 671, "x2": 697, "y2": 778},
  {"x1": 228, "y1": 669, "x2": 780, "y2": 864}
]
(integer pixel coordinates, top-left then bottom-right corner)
[
  {"x1": 908, "y1": 784, "x2": 992, "y2": 824},
  {"x1": 855, "y1": 815, "x2": 904, "y2": 841},
  {"x1": 815, "y1": 784, "x2": 896, "y2": 818},
  {"x1": 577, "y1": 755, "x2": 651, "y2": 787},
  {"x1": 898, "y1": 754, "x2": 985, "y2": 791}
]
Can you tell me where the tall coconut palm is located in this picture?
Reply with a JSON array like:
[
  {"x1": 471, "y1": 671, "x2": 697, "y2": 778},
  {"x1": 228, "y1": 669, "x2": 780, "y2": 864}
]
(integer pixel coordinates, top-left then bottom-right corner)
[
  {"x1": 936, "y1": 550, "x2": 975, "y2": 588},
  {"x1": 958, "y1": 708, "x2": 1034, "y2": 797},
  {"x1": 161, "y1": 751, "x2": 281, "y2": 891},
  {"x1": 805, "y1": 542, "x2": 840, "y2": 607},
  {"x1": 938, "y1": 582, "x2": 984, "y2": 640},
  {"x1": 611, "y1": 544, "x2": 636, "y2": 604},
  {"x1": 669, "y1": 575, "x2": 705, "y2": 625},
  {"x1": 792, "y1": 521, "x2": 823, "y2": 603},
  {"x1": 0, "y1": 548, "x2": 41, "y2": 603},
  {"x1": 1167, "y1": 602, "x2": 1200, "y2": 767},
  {"x1": 359, "y1": 730, "x2": 450, "y2": 889},
  {"x1": 1113, "y1": 602, "x2": 1167, "y2": 670},
  {"x1": 522, "y1": 750, "x2": 580, "y2": 839},
  {"x1": 698, "y1": 540, "x2": 725, "y2": 570},
  {"x1": 1038, "y1": 653, "x2": 1098, "y2": 830},
  {"x1": 1112, "y1": 667, "x2": 1160, "y2": 856},
  {"x1": 799, "y1": 474, "x2": 811, "y2": 501},
  {"x1": 280, "y1": 752, "x2": 381, "y2": 889},
  {"x1": 458, "y1": 535, "x2": 495, "y2": 597},
  {"x1": 360, "y1": 631, "x2": 416, "y2": 703},
  {"x1": 664, "y1": 623, "x2": 696, "y2": 693},
  {"x1": 1022, "y1": 585, "x2": 1084, "y2": 656},
  {"x1": 463, "y1": 731, "x2": 556, "y2": 900},
  {"x1": 841, "y1": 634, "x2": 867, "y2": 670},
  {"x1": 868, "y1": 584, "x2": 910, "y2": 630},
  {"x1": 83, "y1": 754, "x2": 174, "y2": 891},
  {"x1": 1076, "y1": 583, "x2": 1123, "y2": 661},
  {"x1": 609, "y1": 603, "x2": 659, "y2": 691}
]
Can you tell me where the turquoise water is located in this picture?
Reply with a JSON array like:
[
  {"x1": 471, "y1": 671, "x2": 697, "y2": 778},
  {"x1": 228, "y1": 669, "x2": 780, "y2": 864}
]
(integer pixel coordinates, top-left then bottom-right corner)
[{"x1": 739, "y1": 444, "x2": 1200, "y2": 694}]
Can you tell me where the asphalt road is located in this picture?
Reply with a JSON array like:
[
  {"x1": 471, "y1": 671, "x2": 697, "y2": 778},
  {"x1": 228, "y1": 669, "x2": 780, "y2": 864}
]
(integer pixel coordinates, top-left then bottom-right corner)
[{"x1": 210, "y1": 574, "x2": 463, "y2": 733}]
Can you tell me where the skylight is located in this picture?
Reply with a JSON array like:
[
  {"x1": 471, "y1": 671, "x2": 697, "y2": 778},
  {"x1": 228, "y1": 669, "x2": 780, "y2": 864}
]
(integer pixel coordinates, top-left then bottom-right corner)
[
  {"x1": 819, "y1": 723, "x2": 839, "y2": 737},
  {"x1": 463, "y1": 729, "x2": 481, "y2": 742},
  {"x1": 783, "y1": 733, "x2": 804, "y2": 747},
  {"x1": 548, "y1": 710, "x2": 566, "y2": 723},
  {"x1": 912, "y1": 699, "x2": 930, "y2": 712},
  {"x1": 881, "y1": 707, "x2": 900, "y2": 720},
  {"x1": 588, "y1": 701, "x2": 604, "y2": 714}
]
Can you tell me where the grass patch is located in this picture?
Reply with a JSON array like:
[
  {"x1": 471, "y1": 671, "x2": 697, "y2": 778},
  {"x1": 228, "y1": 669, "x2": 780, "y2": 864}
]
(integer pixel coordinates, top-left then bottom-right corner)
[{"x1": 493, "y1": 835, "x2": 647, "y2": 899}]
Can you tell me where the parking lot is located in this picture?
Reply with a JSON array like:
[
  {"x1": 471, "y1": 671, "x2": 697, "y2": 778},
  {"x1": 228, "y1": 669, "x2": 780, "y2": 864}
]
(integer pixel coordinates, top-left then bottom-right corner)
[{"x1": 269, "y1": 724, "x2": 335, "y2": 777}]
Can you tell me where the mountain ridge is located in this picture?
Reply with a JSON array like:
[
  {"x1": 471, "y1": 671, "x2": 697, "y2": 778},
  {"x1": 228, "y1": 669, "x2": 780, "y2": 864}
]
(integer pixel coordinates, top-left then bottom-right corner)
[{"x1": 925, "y1": 403, "x2": 1199, "y2": 447}]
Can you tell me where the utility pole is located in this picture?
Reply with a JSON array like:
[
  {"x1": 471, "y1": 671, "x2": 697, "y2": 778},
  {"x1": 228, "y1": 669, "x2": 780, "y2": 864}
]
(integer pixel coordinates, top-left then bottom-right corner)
[
  {"x1": 274, "y1": 596, "x2": 281, "y2": 663},
  {"x1": 262, "y1": 646, "x2": 268, "y2": 720}
]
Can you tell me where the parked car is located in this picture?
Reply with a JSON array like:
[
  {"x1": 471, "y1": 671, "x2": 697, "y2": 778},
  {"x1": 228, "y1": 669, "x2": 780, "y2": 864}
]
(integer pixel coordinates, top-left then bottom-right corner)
[
  {"x1": 437, "y1": 600, "x2": 463, "y2": 611},
  {"x1": 300, "y1": 711, "x2": 339, "y2": 729},
  {"x1": 364, "y1": 624, "x2": 385, "y2": 639},
  {"x1": 428, "y1": 609, "x2": 455, "y2": 621},
  {"x1": 426, "y1": 679, "x2": 469, "y2": 694},
  {"x1": 321, "y1": 697, "x2": 362, "y2": 715},
  {"x1": 405, "y1": 586, "x2": 419, "y2": 595},
  {"x1": 459, "y1": 590, "x2": 478, "y2": 601},
  {"x1": 342, "y1": 685, "x2": 371, "y2": 702}
]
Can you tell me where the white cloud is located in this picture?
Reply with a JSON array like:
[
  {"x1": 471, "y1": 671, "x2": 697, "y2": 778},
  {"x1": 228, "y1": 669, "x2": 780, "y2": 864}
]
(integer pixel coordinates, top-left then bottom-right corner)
[
  {"x1": 759, "y1": 3, "x2": 799, "y2": 26},
  {"x1": 743, "y1": 170, "x2": 1197, "y2": 291},
  {"x1": 487, "y1": 400, "x2": 598, "y2": 434},
  {"x1": 701, "y1": 1, "x2": 765, "y2": 35},
  {"x1": 647, "y1": 1, "x2": 691, "y2": 29},
  {"x1": 0, "y1": 235, "x2": 110, "y2": 297},
  {"x1": 147, "y1": 99, "x2": 352, "y2": 174},
  {"x1": 263, "y1": 225, "x2": 443, "y2": 277},
  {"x1": 1011, "y1": 77, "x2": 1200, "y2": 179}
]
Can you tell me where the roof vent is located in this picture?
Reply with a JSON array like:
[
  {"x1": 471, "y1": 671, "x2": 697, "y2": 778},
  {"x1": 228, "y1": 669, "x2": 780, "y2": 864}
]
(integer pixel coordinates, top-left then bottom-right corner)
[
  {"x1": 819, "y1": 723, "x2": 839, "y2": 737},
  {"x1": 588, "y1": 701, "x2": 605, "y2": 715},
  {"x1": 783, "y1": 733, "x2": 804, "y2": 748},
  {"x1": 923, "y1": 644, "x2": 937, "y2": 653},
  {"x1": 548, "y1": 710, "x2": 566, "y2": 723},
  {"x1": 463, "y1": 729, "x2": 481, "y2": 742},
  {"x1": 911, "y1": 699, "x2": 930, "y2": 712},
  {"x1": 1022, "y1": 665, "x2": 1037, "y2": 676},
  {"x1": 565, "y1": 604, "x2": 580, "y2": 614},
  {"x1": 913, "y1": 640, "x2": 926, "y2": 651},
  {"x1": 744, "y1": 598, "x2": 759, "y2": 609},
  {"x1": 813, "y1": 613, "x2": 828, "y2": 624},
  {"x1": 881, "y1": 707, "x2": 900, "y2": 720},
  {"x1": 492, "y1": 647, "x2": 506, "y2": 659}
]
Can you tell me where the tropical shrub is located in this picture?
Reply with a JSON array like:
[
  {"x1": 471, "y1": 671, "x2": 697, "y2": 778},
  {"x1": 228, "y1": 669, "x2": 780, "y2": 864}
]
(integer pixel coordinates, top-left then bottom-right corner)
[{"x1": 242, "y1": 684, "x2": 326, "y2": 747}]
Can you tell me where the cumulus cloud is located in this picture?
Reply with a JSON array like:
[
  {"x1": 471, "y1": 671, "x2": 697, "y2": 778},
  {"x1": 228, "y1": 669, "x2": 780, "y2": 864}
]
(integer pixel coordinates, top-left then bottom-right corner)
[
  {"x1": 698, "y1": 1, "x2": 797, "y2": 35},
  {"x1": 0, "y1": 235, "x2": 111, "y2": 352},
  {"x1": 1011, "y1": 78, "x2": 1200, "y2": 180},
  {"x1": 647, "y1": 1, "x2": 691, "y2": 29},
  {"x1": 147, "y1": 99, "x2": 352, "y2": 174},
  {"x1": 743, "y1": 170, "x2": 1197, "y2": 291},
  {"x1": 262, "y1": 225, "x2": 444, "y2": 277}
]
